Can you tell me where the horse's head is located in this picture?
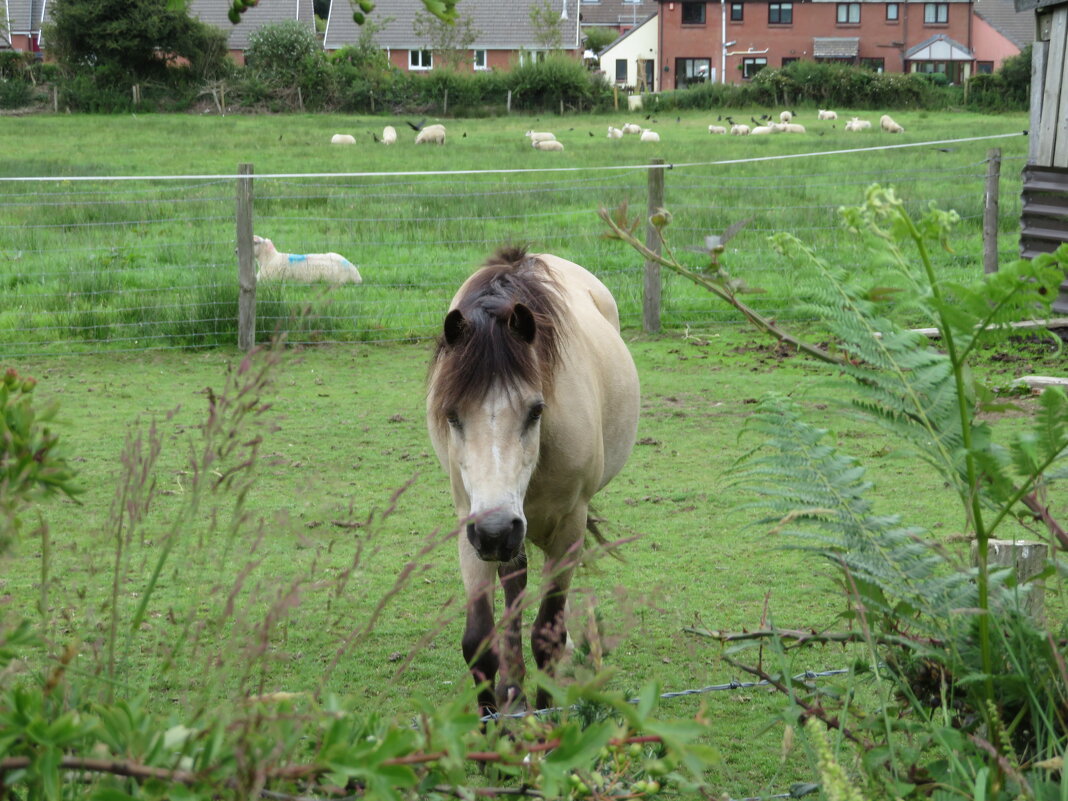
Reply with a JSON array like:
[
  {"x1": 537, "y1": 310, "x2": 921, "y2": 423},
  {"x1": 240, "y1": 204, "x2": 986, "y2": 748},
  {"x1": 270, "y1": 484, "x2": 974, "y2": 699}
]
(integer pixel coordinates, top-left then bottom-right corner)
[{"x1": 428, "y1": 253, "x2": 563, "y2": 563}]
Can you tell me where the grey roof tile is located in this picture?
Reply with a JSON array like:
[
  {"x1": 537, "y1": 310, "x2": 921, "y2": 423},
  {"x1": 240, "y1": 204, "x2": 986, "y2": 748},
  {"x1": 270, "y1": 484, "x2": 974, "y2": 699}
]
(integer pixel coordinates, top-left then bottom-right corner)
[
  {"x1": 578, "y1": 0, "x2": 658, "y2": 27},
  {"x1": 974, "y1": 0, "x2": 1035, "y2": 49},
  {"x1": 188, "y1": 0, "x2": 315, "y2": 51}
]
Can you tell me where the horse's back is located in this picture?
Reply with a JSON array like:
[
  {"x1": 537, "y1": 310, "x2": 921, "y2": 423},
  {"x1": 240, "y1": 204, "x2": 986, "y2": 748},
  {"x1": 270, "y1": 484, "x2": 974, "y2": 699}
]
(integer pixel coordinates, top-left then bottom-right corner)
[{"x1": 534, "y1": 253, "x2": 623, "y2": 333}]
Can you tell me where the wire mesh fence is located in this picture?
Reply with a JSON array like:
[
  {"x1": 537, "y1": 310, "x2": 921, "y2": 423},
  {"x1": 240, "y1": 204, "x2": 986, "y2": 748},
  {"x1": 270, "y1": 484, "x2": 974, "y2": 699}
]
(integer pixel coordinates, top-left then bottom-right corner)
[{"x1": 0, "y1": 134, "x2": 1028, "y2": 357}]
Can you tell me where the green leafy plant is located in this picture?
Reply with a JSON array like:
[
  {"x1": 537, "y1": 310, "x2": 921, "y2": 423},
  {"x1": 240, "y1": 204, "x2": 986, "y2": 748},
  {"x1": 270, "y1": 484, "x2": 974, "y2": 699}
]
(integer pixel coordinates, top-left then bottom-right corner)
[{"x1": 604, "y1": 185, "x2": 1068, "y2": 798}]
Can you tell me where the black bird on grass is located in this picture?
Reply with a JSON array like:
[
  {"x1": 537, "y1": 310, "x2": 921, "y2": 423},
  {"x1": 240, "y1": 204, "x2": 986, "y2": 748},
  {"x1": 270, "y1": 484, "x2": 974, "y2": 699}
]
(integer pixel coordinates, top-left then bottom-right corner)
[{"x1": 372, "y1": 131, "x2": 380, "y2": 142}]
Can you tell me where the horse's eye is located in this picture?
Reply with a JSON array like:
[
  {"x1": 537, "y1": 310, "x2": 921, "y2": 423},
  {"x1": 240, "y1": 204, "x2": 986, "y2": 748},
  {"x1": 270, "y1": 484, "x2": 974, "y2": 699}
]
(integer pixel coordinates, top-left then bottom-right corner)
[
  {"x1": 446, "y1": 411, "x2": 462, "y2": 430},
  {"x1": 527, "y1": 403, "x2": 545, "y2": 425}
]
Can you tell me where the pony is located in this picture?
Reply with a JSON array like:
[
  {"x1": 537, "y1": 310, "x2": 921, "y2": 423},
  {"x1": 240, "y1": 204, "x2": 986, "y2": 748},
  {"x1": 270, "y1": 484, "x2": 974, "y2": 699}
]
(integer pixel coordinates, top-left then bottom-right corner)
[{"x1": 426, "y1": 247, "x2": 640, "y2": 715}]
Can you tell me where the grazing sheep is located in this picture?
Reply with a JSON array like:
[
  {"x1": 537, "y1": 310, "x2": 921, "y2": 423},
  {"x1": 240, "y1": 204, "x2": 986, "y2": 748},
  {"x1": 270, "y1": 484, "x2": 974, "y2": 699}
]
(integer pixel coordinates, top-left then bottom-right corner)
[
  {"x1": 707, "y1": 124, "x2": 727, "y2": 134},
  {"x1": 381, "y1": 125, "x2": 397, "y2": 145},
  {"x1": 330, "y1": 133, "x2": 356, "y2": 145},
  {"x1": 639, "y1": 129, "x2": 660, "y2": 142},
  {"x1": 751, "y1": 124, "x2": 775, "y2": 135},
  {"x1": 781, "y1": 122, "x2": 806, "y2": 134},
  {"x1": 845, "y1": 117, "x2": 872, "y2": 132},
  {"x1": 415, "y1": 123, "x2": 447, "y2": 144},
  {"x1": 621, "y1": 122, "x2": 642, "y2": 135},
  {"x1": 607, "y1": 126, "x2": 624, "y2": 138},
  {"x1": 817, "y1": 109, "x2": 838, "y2": 121},
  {"x1": 525, "y1": 130, "x2": 557, "y2": 144},
  {"x1": 779, "y1": 110, "x2": 793, "y2": 123},
  {"x1": 730, "y1": 123, "x2": 751, "y2": 136},
  {"x1": 252, "y1": 235, "x2": 362, "y2": 284},
  {"x1": 532, "y1": 139, "x2": 565, "y2": 151},
  {"x1": 880, "y1": 114, "x2": 905, "y2": 133}
]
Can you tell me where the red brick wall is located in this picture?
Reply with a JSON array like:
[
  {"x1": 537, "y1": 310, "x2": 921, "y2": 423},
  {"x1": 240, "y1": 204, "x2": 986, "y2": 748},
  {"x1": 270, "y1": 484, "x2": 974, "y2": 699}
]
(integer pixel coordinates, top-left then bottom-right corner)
[{"x1": 658, "y1": 0, "x2": 973, "y2": 86}]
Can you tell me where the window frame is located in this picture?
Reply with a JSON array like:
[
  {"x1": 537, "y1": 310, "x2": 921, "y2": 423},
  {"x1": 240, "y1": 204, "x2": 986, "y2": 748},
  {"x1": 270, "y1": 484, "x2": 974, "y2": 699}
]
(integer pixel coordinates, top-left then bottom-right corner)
[
  {"x1": 885, "y1": 2, "x2": 899, "y2": 20},
  {"x1": 730, "y1": 2, "x2": 744, "y2": 20},
  {"x1": 742, "y1": 56, "x2": 767, "y2": 79},
  {"x1": 768, "y1": 2, "x2": 793, "y2": 24},
  {"x1": 615, "y1": 58, "x2": 628, "y2": 83},
  {"x1": 836, "y1": 2, "x2": 860, "y2": 23},
  {"x1": 409, "y1": 49, "x2": 433, "y2": 70},
  {"x1": 473, "y1": 49, "x2": 488, "y2": 70},
  {"x1": 923, "y1": 3, "x2": 948, "y2": 23},
  {"x1": 681, "y1": 2, "x2": 707, "y2": 24}
]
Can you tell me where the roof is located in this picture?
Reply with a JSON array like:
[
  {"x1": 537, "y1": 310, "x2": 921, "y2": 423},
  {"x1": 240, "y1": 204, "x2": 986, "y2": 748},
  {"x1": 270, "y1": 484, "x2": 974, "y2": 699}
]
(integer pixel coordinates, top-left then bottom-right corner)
[
  {"x1": 579, "y1": 0, "x2": 659, "y2": 27},
  {"x1": 324, "y1": 0, "x2": 582, "y2": 52},
  {"x1": 187, "y1": 0, "x2": 315, "y2": 51},
  {"x1": 905, "y1": 33, "x2": 974, "y2": 59},
  {"x1": 974, "y1": 0, "x2": 1035, "y2": 48},
  {"x1": 813, "y1": 36, "x2": 860, "y2": 57},
  {"x1": 5, "y1": 0, "x2": 42, "y2": 36},
  {"x1": 597, "y1": 11, "x2": 656, "y2": 55}
]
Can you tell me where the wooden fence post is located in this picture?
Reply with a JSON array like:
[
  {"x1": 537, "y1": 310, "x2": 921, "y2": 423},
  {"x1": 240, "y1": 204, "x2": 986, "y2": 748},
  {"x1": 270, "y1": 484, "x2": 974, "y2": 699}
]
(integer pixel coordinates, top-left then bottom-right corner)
[
  {"x1": 506, "y1": 89, "x2": 512, "y2": 113},
  {"x1": 236, "y1": 163, "x2": 256, "y2": 351},
  {"x1": 644, "y1": 158, "x2": 665, "y2": 334},
  {"x1": 971, "y1": 538, "x2": 1048, "y2": 624},
  {"x1": 983, "y1": 148, "x2": 1001, "y2": 274}
]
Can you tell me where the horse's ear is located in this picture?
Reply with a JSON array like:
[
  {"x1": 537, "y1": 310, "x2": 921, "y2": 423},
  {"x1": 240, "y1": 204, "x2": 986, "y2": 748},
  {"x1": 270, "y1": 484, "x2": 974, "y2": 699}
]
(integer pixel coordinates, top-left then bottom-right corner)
[
  {"x1": 509, "y1": 303, "x2": 536, "y2": 344},
  {"x1": 443, "y1": 309, "x2": 467, "y2": 346}
]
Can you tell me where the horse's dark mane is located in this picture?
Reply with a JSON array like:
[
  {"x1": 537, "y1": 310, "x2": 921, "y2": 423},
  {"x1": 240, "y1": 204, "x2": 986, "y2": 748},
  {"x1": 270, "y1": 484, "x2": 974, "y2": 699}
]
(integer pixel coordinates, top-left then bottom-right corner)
[{"x1": 430, "y1": 247, "x2": 565, "y2": 415}]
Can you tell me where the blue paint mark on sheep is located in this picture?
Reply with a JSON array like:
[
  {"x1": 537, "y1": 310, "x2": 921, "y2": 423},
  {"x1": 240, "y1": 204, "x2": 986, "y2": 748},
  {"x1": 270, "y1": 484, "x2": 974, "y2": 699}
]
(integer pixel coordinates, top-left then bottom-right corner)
[{"x1": 288, "y1": 254, "x2": 308, "y2": 263}]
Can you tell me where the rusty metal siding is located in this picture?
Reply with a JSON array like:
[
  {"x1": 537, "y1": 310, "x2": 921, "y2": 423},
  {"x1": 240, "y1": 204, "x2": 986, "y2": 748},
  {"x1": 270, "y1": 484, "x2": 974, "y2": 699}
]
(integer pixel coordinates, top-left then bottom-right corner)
[{"x1": 1021, "y1": 165, "x2": 1068, "y2": 312}]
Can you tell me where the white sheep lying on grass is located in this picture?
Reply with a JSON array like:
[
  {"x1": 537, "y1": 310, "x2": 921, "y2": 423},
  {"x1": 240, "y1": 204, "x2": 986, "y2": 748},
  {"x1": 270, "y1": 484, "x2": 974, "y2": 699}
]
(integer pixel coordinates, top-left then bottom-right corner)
[
  {"x1": 382, "y1": 125, "x2": 397, "y2": 145},
  {"x1": 526, "y1": 130, "x2": 556, "y2": 143},
  {"x1": 415, "y1": 124, "x2": 447, "y2": 144},
  {"x1": 607, "y1": 126, "x2": 624, "y2": 138},
  {"x1": 730, "y1": 123, "x2": 751, "y2": 135},
  {"x1": 252, "y1": 235, "x2": 362, "y2": 284},
  {"x1": 640, "y1": 129, "x2": 660, "y2": 142},
  {"x1": 845, "y1": 117, "x2": 872, "y2": 132},
  {"x1": 780, "y1": 122, "x2": 806, "y2": 134},
  {"x1": 707, "y1": 124, "x2": 727, "y2": 134},
  {"x1": 817, "y1": 109, "x2": 838, "y2": 120},
  {"x1": 532, "y1": 139, "x2": 565, "y2": 151},
  {"x1": 779, "y1": 110, "x2": 793, "y2": 123},
  {"x1": 621, "y1": 122, "x2": 642, "y2": 135},
  {"x1": 880, "y1": 114, "x2": 905, "y2": 133},
  {"x1": 751, "y1": 124, "x2": 775, "y2": 135},
  {"x1": 331, "y1": 134, "x2": 356, "y2": 144}
]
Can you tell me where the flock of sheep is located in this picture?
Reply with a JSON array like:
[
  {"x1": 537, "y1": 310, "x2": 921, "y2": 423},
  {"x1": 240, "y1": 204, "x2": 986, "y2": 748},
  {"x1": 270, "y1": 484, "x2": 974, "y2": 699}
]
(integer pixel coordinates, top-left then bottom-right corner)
[
  {"x1": 331, "y1": 121, "x2": 448, "y2": 146},
  {"x1": 708, "y1": 109, "x2": 905, "y2": 136}
]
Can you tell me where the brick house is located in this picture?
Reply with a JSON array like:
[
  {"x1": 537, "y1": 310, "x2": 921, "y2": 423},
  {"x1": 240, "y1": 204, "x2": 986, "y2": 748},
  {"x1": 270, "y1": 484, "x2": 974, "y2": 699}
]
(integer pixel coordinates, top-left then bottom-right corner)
[
  {"x1": 3, "y1": 0, "x2": 47, "y2": 53},
  {"x1": 186, "y1": 0, "x2": 316, "y2": 66},
  {"x1": 657, "y1": 0, "x2": 990, "y2": 86},
  {"x1": 579, "y1": 0, "x2": 660, "y2": 34},
  {"x1": 323, "y1": 0, "x2": 582, "y2": 72}
]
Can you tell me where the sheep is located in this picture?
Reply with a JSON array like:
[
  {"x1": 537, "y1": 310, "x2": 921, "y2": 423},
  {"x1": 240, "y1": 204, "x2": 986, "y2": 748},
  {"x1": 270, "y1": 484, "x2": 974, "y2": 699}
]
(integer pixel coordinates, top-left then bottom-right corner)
[
  {"x1": 845, "y1": 117, "x2": 872, "y2": 132},
  {"x1": 252, "y1": 235, "x2": 362, "y2": 285},
  {"x1": 381, "y1": 125, "x2": 397, "y2": 145},
  {"x1": 707, "y1": 124, "x2": 727, "y2": 134},
  {"x1": 817, "y1": 109, "x2": 838, "y2": 121},
  {"x1": 415, "y1": 123, "x2": 447, "y2": 144},
  {"x1": 880, "y1": 114, "x2": 905, "y2": 133},
  {"x1": 525, "y1": 130, "x2": 557, "y2": 144},
  {"x1": 621, "y1": 122, "x2": 642, "y2": 134},
  {"x1": 330, "y1": 134, "x2": 356, "y2": 145},
  {"x1": 532, "y1": 139, "x2": 565, "y2": 151},
  {"x1": 639, "y1": 129, "x2": 660, "y2": 142},
  {"x1": 750, "y1": 124, "x2": 775, "y2": 135},
  {"x1": 781, "y1": 122, "x2": 806, "y2": 134},
  {"x1": 607, "y1": 126, "x2": 624, "y2": 139},
  {"x1": 779, "y1": 110, "x2": 793, "y2": 123},
  {"x1": 730, "y1": 123, "x2": 751, "y2": 136}
]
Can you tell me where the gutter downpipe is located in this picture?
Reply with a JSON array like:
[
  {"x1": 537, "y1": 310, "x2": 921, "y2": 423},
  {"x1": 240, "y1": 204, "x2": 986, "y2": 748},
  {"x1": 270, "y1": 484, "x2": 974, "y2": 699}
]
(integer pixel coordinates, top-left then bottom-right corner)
[{"x1": 721, "y1": 0, "x2": 727, "y2": 83}]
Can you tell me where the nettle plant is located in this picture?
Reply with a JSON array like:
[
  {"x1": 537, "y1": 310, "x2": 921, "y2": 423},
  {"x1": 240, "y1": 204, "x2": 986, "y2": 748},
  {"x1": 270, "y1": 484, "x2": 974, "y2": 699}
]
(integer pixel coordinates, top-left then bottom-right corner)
[{"x1": 604, "y1": 186, "x2": 1068, "y2": 799}]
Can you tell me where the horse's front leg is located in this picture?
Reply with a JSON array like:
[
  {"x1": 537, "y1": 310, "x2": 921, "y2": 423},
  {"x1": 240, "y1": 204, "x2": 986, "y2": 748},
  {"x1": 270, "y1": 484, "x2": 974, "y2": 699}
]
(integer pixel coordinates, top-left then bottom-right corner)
[
  {"x1": 460, "y1": 537, "x2": 499, "y2": 717},
  {"x1": 532, "y1": 530, "x2": 581, "y2": 710},
  {"x1": 496, "y1": 550, "x2": 528, "y2": 711}
]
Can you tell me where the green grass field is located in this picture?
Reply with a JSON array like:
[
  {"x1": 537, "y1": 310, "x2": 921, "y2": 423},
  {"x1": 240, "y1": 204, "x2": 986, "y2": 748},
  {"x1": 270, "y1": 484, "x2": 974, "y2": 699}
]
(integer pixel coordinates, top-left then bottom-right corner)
[
  {"x1": 0, "y1": 109, "x2": 1030, "y2": 355},
  {"x1": 0, "y1": 109, "x2": 1058, "y2": 797}
]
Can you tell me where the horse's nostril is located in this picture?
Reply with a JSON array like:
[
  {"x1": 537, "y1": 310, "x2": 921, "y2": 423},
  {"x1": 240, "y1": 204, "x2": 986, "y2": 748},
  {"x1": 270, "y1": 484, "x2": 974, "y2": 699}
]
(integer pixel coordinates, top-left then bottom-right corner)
[{"x1": 468, "y1": 514, "x2": 526, "y2": 561}]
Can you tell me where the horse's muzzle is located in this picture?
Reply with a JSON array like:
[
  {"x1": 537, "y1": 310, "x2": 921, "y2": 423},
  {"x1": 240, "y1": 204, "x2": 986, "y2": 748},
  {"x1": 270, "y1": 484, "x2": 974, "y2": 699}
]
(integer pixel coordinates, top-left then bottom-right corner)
[{"x1": 467, "y1": 512, "x2": 525, "y2": 562}]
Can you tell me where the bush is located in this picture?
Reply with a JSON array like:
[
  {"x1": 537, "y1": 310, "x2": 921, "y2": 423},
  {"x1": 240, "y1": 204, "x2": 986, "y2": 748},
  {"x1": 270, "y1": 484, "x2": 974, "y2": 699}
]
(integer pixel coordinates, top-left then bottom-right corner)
[
  {"x1": 507, "y1": 54, "x2": 600, "y2": 112},
  {"x1": 0, "y1": 78, "x2": 35, "y2": 109},
  {"x1": 246, "y1": 19, "x2": 331, "y2": 105},
  {"x1": 965, "y1": 45, "x2": 1031, "y2": 111}
]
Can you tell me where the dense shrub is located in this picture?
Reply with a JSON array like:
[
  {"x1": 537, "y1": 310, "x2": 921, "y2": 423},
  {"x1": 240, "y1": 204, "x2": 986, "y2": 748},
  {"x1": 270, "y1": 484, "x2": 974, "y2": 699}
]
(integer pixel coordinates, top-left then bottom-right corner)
[
  {"x1": 751, "y1": 61, "x2": 934, "y2": 109},
  {"x1": 508, "y1": 54, "x2": 604, "y2": 111},
  {"x1": 965, "y1": 45, "x2": 1031, "y2": 111},
  {"x1": 245, "y1": 19, "x2": 334, "y2": 108},
  {"x1": 0, "y1": 78, "x2": 34, "y2": 109},
  {"x1": 648, "y1": 80, "x2": 757, "y2": 111}
]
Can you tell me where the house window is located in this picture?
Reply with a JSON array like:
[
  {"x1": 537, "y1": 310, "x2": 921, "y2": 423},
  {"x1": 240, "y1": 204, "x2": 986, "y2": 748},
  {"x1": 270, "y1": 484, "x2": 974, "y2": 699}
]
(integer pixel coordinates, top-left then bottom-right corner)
[
  {"x1": 924, "y1": 3, "x2": 948, "y2": 23},
  {"x1": 519, "y1": 50, "x2": 547, "y2": 65},
  {"x1": 837, "y1": 3, "x2": 860, "y2": 22},
  {"x1": 681, "y1": 2, "x2": 707, "y2": 24},
  {"x1": 615, "y1": 58, "x2": 628, "y2": 82},
  {"x1": 861, "y1": 57, "x2": 885, "y2": 71},
  {"x1": 730, "y1": 2, "x2": 744, "y2": 20},
  {"x1": 623, "y1": 0, "x2": 641, "y2": 3},
  {"x1": 886, "y1": 3, "x2": 899, "y2": 20},
  {"x1": 409, "y1": 49, "x2": 432, "y2": 70},
  {"x1": 769, "y1": 3, "x2": 792, "y2": 23},
  {"x1": 742, "y1": 57, "x2": 767, "y2": 78},
  {"x1": 781, "y1": 56, "x2": 799, "y2": 66},
  {"x1": 675, "y1": 57, "x2": 711, "y2": 87},
  {"x1": 473, "y1": 49, "x2": 487, "y2": 70},
  {"x1": 977, "y1": 60, "x2": 994, "y2": 74}
]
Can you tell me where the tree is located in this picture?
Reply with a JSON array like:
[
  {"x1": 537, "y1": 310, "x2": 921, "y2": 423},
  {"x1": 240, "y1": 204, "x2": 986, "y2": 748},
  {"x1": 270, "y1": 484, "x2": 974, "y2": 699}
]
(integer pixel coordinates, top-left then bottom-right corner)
[
  {"x1": 412, "y1": 10, "x2": 480, "y2": 72},
  {"x1": 582, "y1": 26, "x2": 618, "y2": 55},
  {"x1": 529, "y1": 0, "x2": 564, "y2": 51},
  {"x1": 47, "y1": 0, "x2": 229, "y2": 83}
]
